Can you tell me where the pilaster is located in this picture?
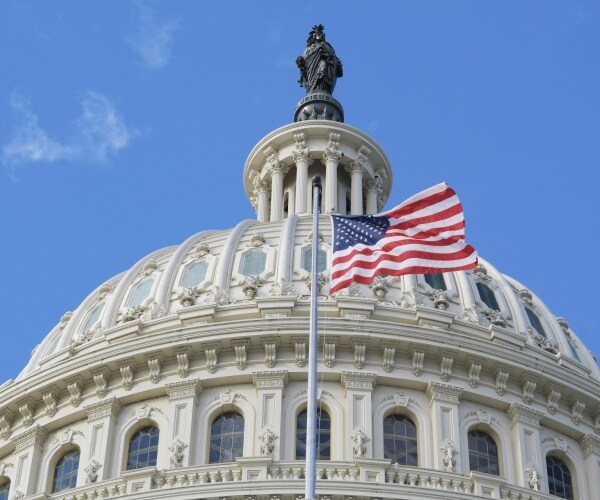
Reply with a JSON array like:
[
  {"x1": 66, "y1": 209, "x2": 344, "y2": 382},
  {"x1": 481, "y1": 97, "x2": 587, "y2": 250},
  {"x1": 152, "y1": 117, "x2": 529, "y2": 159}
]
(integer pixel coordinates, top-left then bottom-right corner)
[
  {"x1": 165, "y1": 380, "x2": 202, "y2": 468},
  {"x1": 426, "y1": 382, "x2": 463, "y2": 472},
  {"x1": 12, "y1": 424, "x2": 47, "y2": 496},
  {"x1": 580, "y1": 434, "x2": 600, "y2": 500},
  {"x1": 341, "y1": 372, "x2": 376, "y2": 460},
  {"x1": 84, "y1": 397, "x2": 122, "y2": 482},
  {"x1": 252, "y1": 370, "x2": 288, "y2": 460},
  {"x1": 322, "y1": 133, "x2": 341, "y2": 214},
  {"x1": 506, "y1": 403, "x2": 544, "y2": 489},
  {"x1": 292, "y1": 132, "x2": 310, "y2": 214}
]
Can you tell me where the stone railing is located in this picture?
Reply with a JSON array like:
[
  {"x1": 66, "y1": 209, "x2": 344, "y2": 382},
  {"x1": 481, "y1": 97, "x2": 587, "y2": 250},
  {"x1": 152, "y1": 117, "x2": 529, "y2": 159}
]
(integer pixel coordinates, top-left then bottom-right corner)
[
  {"x1": 36, "y1": 478, "x2": 126, "y2": 500},
  {"x1": 385, "y1": 464, "x2": 472, "y2": 493}
]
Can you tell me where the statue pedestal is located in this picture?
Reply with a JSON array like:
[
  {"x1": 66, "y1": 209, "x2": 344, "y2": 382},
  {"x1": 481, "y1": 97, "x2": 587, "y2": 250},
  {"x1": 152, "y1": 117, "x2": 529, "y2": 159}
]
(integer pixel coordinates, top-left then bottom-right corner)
[{"x1": 295, "y1": 92, "x2": 344, "y2": 123}]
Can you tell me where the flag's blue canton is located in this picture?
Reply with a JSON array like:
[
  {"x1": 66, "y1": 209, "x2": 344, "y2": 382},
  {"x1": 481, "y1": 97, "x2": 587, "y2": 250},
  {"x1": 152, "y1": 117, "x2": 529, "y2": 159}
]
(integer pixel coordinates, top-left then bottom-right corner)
[{"x1": 332, "y1": 215, "x2": 390, "y2": 253}]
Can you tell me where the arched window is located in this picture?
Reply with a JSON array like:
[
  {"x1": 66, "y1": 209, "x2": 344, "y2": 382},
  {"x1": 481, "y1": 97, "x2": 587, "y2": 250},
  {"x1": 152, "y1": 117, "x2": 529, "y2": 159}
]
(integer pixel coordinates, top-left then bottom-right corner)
[
  {"x1": 296, "y1": 408, "x2": 331, "y2": 460},
  {"x1": 209, "y1": 412, "x2": 245, "y2": 463},
  {"x1": 468, "y1": 430, "x2": 499, "y2": 475},
  {"x1": 240, "y1": 251, "x2": 266, "y2": 276},
  {"x1": 180, "y1": 261, "x2": 209, "y2": 288},
  {"x1": 547, "y1": 455, "x2": 573, "y2": 499},
  {"x1": 52, "y1": 449, "x2": 80, "y2": 492},
  {"x1": 476, "y1": 282, "x2": 500, "y2": 311},
  {"x1": 127, "y1": 278, "x2": 154, "y2": 307},
  {"x1": 525, "y1": 308, "x2": 547, "y2": 338},
  {"x1": 424, "y1": 273, "x2": 447, "y2": 291},
  {"x1": 127, "y1": 426, "x2": 159, "y2": 470},
  {"x1": 0, "y1": 480, "x2": 10, "y2": 500},
  {"x1": 81, "y1": 302, "x2": 105, "y2": 333},
  {"x1": 383, "y1": 414, "x2": 418, "y2": 465}
]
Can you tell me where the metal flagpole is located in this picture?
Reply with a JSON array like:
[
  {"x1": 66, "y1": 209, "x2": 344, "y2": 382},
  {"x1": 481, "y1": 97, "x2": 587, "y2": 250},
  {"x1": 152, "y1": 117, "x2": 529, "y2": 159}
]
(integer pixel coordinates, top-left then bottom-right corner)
[{"x1": 305, "y1": 176, "x2": 321, "y2": 500}]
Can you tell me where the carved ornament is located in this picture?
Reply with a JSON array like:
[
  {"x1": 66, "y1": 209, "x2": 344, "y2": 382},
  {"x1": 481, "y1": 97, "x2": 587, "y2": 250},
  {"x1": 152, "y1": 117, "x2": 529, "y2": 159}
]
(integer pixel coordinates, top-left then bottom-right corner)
[
  {"x1": 340, "y1": 372, "x2": 376, "y2": 392},
  {"x1": 85, "y1": 398, "x2": 121, "y2": 422},
  {"x1": 165, "y1": 380, "x2": 202, "y2": 401},
  {"x1": 426, "y1": 382, "x2": 462, "y2": 404},
  {"x1": 506, "y1": 403, "x2": 543, "y2": 428}
]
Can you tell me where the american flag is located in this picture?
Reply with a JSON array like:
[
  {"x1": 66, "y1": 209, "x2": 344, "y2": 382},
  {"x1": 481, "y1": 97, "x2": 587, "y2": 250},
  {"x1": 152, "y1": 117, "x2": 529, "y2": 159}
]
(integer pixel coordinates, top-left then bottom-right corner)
[{"x1": 330, "y1": 183, "x2": 478, "y2": 293}]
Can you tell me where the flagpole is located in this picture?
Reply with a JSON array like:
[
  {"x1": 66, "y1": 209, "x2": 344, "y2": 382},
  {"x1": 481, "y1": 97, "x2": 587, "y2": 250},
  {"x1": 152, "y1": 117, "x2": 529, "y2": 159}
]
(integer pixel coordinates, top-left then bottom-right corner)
[{"x1": 305, "y1": 176, "x2": 321, "y2": 500}]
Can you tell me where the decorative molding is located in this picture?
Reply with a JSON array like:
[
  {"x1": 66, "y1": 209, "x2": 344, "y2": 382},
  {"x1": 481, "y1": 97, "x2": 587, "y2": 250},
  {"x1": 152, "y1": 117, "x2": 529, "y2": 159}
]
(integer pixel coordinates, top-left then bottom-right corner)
[
  {"x1": 258, "y1": 428, "x2": 278, "y2": 456},
  {"x1": 169, "y1": 438, "x2": 187, "y2": 467},
  {"x1": 546, "y1": 388, "x2": 561, "y2": 415},
  {"x1": 411, "y1": 351, "x2": 424, "y2": 377},
  {"x1": 524, "y1": 465, "x2": 540, "y2": 491},
  {"x1": 165, "y1": 380, "x2": 202, "y2": 401},
  {"x1": 130, "y1": 404, "x2": 163, "y2": 421},
  {"x1": 84, "y1": 459, "x2": 102, "y2": 484},
  {"x1": 18, "y1": 398, "x2": 35, "y2": 427},
  {"x1": 580, "y1": 434, "x2": 600, "y2": 458},
  {"x1": 147, "y1": 356, "x2": 162, "y2": 384},
  {"x1": 91, "y1": 367, "x2": 110, "y2": 398},
  {"x1": 67, "y1": 379, "x2": 82, "y2": 407},
  {"x1": 341, "y1": 372, "x2": 377, "y2": 392},
  {"x1": 54, "y1": 428, "x2": 83, "y2": 445},
  {"x1": 468, "y1": 363, "x2": 482, "y2": 388},
  {"x1": 543, "y1": 435, "x2": 568, "y2": 452},
  {"x1": 369, "y1": 276, "x2": 388, "y2": 299},
  {"x1": 119, "y1": 363, "x2": 135, "y2": 391},
  {"x1": 522, "y1": 380, "x2": 537, "y2": 405},
  {"x1": 426, "y1": 382, "x2": 462, "y2": 404},
  {"x1": 351, "y1": 429, "x2": 369, "y2": 458},
  {"x1": 380, "y1": 393, "x2": 418, "y2": 409},
  {"x1": 441, "y1": 441, "x2": 457, "y2": 472},
  {"x1": 252, "y1": 371, "x2": 289, "y2": 389},
  {"x1": 382, "y1": 346, "x2": 395, "y2": 373},
  {"x1": 0, "y1": 412, "x2": 13, "y2": 440},
  {"x1": 205, "y1": 346, "x2": 218, "y2": 374},
  {"x1": 353, "y1": 344, "x2": 366, "y2": 370},
  {"x1": 264, "y1": 342, "x2": 277, "y2": 368},
  {"x1": 400, "y1": 288, "x2": 424, "y2": 309},
  {"x1": 85, "y1": 398, "x2": 121, "y2": 422},
  {"x1": 233, "y1": 341, "x2": 249, "y2": 370},
  {"x1": 175, "y1": 349, "x2": 191, "y2": 379},
  {"x1": 322, "y1": 132, "x2": 342, "y2": 162},
  {"x1": 506, "y1": 403, "x2": 544, "y2": 428},
  {"x1": 495, "y1": 370, "x2": 509, "y2": 396},
  {"x1": 291, "y1": 132, "x2": 310, "y2": 162},
  {"x1": 324, "y1": 341, "x2": 336, "y2": 368},
  {"x1": 269, "y1": 278, "x2": 296, "y2": 297},
  {"x1": 0, "y1": 461, "x2": 12, "y2": 477},
  {"x1": 571, "y1": 399, "x2": 585, "y2": 425},
  {"x1": 439, "y1": 356, "x2": 453, "y2": 382},
  {"x1": 14, "y1": 424, "x2": 47, "y2": 452},
  {"x1": 42, "y1": 388, "x2": 59, "y2": 417},
  {"x1": 594, "y1": 413, "x2": 600, "y2": 435},
  {"x1": 294, "y1": 341, "x2": 306, "y2": 368}
]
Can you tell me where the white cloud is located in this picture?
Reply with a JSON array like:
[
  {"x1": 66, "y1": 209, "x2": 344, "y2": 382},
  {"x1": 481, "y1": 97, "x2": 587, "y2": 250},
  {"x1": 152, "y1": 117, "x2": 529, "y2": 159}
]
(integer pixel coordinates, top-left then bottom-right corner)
[
  {"x1": 1, "y1": 93, "x2": 75, "y2": 166},
  {"x1": 1, "y1": 91, "x2": 136, "y2": 168},
  {"x1": 127, "y1": 3, "x2": 178, "y2": 70},
  {"x1": 78, "y1": 92, "x2": 135, "y2": 161}
]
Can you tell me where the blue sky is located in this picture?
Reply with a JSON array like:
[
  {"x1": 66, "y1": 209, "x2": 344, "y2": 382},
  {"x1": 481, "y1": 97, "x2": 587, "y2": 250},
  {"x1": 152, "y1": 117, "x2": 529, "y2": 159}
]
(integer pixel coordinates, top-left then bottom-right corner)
[{"x1": 0, "y1": 1, "x2": 598, "y2": 382}]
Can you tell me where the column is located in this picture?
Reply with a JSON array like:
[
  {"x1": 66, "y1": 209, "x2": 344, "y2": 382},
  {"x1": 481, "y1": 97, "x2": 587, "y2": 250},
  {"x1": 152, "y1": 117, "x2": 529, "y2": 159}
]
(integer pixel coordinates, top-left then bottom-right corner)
[
  {"x1": 581, "y1": 434, "x2": 600, "y2": 500},
  {"x1": 323, "y1": 133, "x2": 341, "y2": 214},
  {"x1": 365, "y1": 179, "x2": 379, "y2": 215},
  {"x1": 346, "y1": 163, "x2": 365, "y2": 215},
  {"x1": 84, "y1": 397, "x2": 122, "y2": 481},
  {"x1": 270, "y1": 165, "x2": 285, "y2": 222},
  {"x1": 506, "y1": 403, "x2": 545, "y2": 488},
  {"x1": 12, "y1": 425, "x2": 47, "y2": 496},
  {"x1": 252, "y1": 371, "x2": 288, "y2": 460},
  {"x1": 341, "y1": 372, "x2": 377, "y2": 460},
  {"x1": 253, "y1": 176, "x2": 270, "y2": 223},
  {"x1": 426, "y1": 382, "x2": 463, "y2": 472},
  {"x1": 287, "y1": 188, "x2": 295, "y2": 216},
  {"x1": 165, "y1": 380, "x2": 202, "y2": 467},
  {"x1": 292, "y1": 133, "x2": 310, "y2": 215}
]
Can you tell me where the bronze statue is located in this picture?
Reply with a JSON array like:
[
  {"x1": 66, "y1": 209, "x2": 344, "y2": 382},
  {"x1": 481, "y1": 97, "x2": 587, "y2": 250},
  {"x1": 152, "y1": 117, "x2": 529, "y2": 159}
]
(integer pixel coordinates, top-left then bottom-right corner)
[{"x1": 296, "y1": 25, "x2": 343, "y2": 95}]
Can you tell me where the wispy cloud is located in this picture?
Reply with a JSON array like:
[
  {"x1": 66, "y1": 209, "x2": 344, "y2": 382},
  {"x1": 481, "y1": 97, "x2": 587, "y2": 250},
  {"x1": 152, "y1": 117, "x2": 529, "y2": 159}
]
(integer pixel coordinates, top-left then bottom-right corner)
[
  {"x1": 126, "y1": 2, "x2": 178, "y2": 70},
  {"x1": 1, "y1": 91, "x2": 137, "y2": 168}
]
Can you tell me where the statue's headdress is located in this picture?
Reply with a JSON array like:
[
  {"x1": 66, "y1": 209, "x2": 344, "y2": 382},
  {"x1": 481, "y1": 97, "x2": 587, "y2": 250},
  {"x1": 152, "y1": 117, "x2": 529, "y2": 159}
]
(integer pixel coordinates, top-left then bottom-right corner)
[{"x1": 307, "y1": 24, "x2": 325, "y2": 45}]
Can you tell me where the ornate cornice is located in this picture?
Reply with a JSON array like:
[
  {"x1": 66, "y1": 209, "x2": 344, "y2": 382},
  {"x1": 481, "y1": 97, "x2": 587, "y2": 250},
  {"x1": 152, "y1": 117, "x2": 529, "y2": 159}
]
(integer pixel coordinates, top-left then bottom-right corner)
[
  {"x1": 580, "y1": 434, "x2": 600, "y2": 458},
  {"x1": 14, "y1": 424, "x2": 47, "y2": 452},
  {"x1": 340, "y1": 371, "x2": 377, "y2": 392},
  {"x1": 165, "y1": 380, "x2": 202, "y2": 401},
  {"x1": 252, "y1": 370, "x2": 289, "y2": 389},
  {"x1": 426, "y1": 382, "x2": 462, "y2": 404},
  {"x1": 85, "y1": 397, "x2": 122, "y2": 422},
  {"x1": 506, "y1": 403, "x2": 544, "y2": 428}
]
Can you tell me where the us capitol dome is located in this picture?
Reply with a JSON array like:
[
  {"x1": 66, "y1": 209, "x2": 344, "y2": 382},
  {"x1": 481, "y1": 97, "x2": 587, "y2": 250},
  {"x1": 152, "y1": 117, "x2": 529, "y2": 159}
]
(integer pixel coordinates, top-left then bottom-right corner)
[{"x1": 0, "y1": 26, "x2": 598, "y2": 500}]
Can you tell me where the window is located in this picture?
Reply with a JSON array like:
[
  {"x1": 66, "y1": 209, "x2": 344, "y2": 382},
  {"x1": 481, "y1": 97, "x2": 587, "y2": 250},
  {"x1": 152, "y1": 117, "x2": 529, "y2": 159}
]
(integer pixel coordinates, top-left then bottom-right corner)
[
  {"x1": 302, "y1": 248, "x2": 327, "y2": 273},
  {"x1": 468, "y1": 430, "x2": 499, "y2": 475},
  {"x1": 180, "y1": 261, "x2": 208, "y2": 288},
  {"x1": 81, "y1": 302, "x2": 105, "y2": 332},
  {"x1": 476, "y1": 282, "x2": 500, "y2": 311},
  {"x1": 127, "y1": 426, "x2": 159, "y2": 470},
  {"x1": 126, "y1": 279, "x2": 154, "y2": 307},
  {"x1": 209, "y1": 412, "x2": 245, "y2": 463},
  {"x1": 424, "y1": 273, "x2": 447, "y2": 291},
  {"x1": 240, "y1": 251, "x2": 266, "y2": 276},
  {"x1": 547, "y1": 456, "x2": 573, "y2": 499},
  {"x1": 383, "y1": 414, "x2": 418, "y2": 465},
  {"x1": 296, "y1": 408, "x2": 331, "y2": 460},
  {"x1": 565, "y1": 337, "x2": 581, "y2": 362},
  {"x1": 0, "y1": 480, "x2": 10, "y2": 500},
  {"x1": 52, "y1": 449, "x2": 80, "y2": 492},
  {"x1": 525, "y1": 308, "x2": 547, "y2": 338}
]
